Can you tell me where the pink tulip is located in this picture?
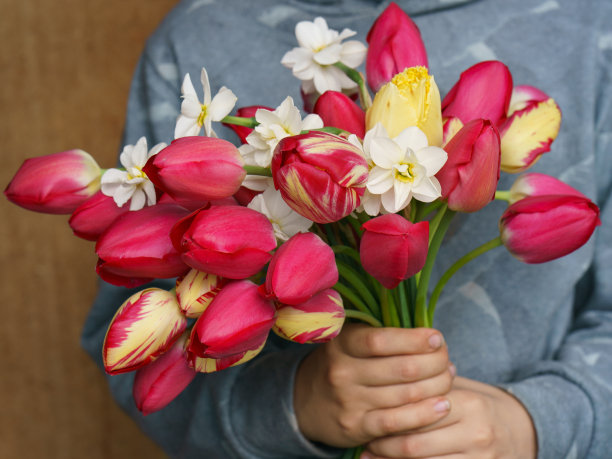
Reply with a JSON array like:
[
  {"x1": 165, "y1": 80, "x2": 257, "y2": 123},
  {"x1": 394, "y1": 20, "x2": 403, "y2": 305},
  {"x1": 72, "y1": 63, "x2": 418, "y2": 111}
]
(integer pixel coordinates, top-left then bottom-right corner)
[
  {"x1": 264, "y1": 232, "x2": 338, "y2": 305},
  {"x1": 272, "y1": 131, "x2": 369, "y2": 223},
  {"x1": 68, "y1": 190, "x2": 130, "y2": 241},
  {"x1": 442, "y1": 61, "x2": 513, "y2": 126},
  {"x1": 5, "y1": 149, "x2": 101, "y2": 214},
  {"x1": 499, "y1": 195, "x2": 600, "y2": 264},
  {"x1": 508, "y1": 173, "x2": 586, "y2": 204},
  {"x1": 188, "y1": 280, "x2": 276, "y2": 359},
  {"x1": 175, "y1": 269, "x2": 226, "y2": 318},
  {"x1": 171, "y1": 205, "x2": 276, "y2": 279},
  {"x1": 132, "y1": 333, "x2": 196, "y2": 416},
  {"x1": 103, "y1": 288, "x2": 187, "y2": 374},
  {"x1": 366, "y1": 2, "x2": 428, "y2": 91},
  {"x1": 360, "y1": 214, "x2": 429, "y2": 289},
  {"x1": 274, "y1": 289, "x2": 345, "y2": 344},
  {"x1": 96, "y1": 203, "x2": 190, "y2": 288},
  {"x1": 142, "y1": 136, "x2": 246, "y2": 208},
  {"x1": 498, "y1": 85, "x2": 562, "y2": 173},
  {"x1": 188, "y1": 341, "x2": 266, "y2": 373},
  {"x1": 313, "y1": 91, "x2": 365, "y2": 137},
  {"x1": 223, "y1": 106, "x2": 272, "y2": 143},
  {"x1": 436, "y1": 119, "x2": 501, "y2": 212}
]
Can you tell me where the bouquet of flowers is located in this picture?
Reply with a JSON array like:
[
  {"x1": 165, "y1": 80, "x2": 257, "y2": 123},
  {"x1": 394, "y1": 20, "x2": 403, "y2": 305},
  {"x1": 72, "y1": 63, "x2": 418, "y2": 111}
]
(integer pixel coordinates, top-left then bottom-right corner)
[{"x1": 4, "y1": 2, "x2": 600, "y2": 451}]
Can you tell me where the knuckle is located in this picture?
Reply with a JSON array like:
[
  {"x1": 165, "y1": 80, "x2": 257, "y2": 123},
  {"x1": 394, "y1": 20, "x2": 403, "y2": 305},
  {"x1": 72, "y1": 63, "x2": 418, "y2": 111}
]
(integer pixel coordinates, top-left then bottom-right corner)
[
  {"x1": 364, "y1": 329, "x2": 386, "y2": 355},
  {"x1": 326, "y1": 364, "x2": 350, "y2": 389},
  {"x1": 397, "y1": 358, "x2": 418, "y2": 381},
  {"x1": 473, "y1": 424, "x2": 495, "y2": 448},
  {"x1": 400, "y1": 436, "x2": 421, "y2": 457},
  {"x1": 376, "y1": 411, "x2": 399, "y2": 435},
  {"x1": 402, "y1": 383, "x2": 422, "y2": 402}
]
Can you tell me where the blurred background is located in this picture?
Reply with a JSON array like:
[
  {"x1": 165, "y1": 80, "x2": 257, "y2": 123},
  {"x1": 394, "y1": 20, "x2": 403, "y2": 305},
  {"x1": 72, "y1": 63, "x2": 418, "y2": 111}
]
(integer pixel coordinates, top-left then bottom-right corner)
[{"x1": 1, "y1": 1, "x2": 177, "y2": 457}]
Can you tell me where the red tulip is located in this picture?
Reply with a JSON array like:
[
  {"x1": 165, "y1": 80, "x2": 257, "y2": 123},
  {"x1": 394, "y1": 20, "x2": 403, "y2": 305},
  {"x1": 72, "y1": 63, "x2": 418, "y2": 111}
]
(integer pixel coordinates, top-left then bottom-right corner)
[
  {"x1": 5, "y1": 149, "x2": 101, "y2": 214},
  {"x1": 223, "y1": 106, "x2": 272, "y2": 143},
  {"x1": 132, "y1": 333, "x2": 196, "y2": 416},
  {"x1": 264, "y1": 232, "x2": 338, "y2": 305},
  {"x1": 436, "y1": 119, "x2": 501, "y2": 212},
  {"x1": 499, "y1": 195, "x2": 600, "y2": 264},
  {"x1": 272, "y1": 131, "x2": 369, "y2": 223},
  {"x1": 442, "y1": 61, "x2": 513, "y2": 126},
  {"x1": 171, "y1": 205, "x2": 276, "y2": 279},
  {"x1": 103, "y1": 288, "x2": 187, "y2": 374},
  {"x1": 188, "y1": 280, "x2": 276, "y2": 359},
  {"x1": 274, "y1": 289, "x2": 345, "y2": 344},
  {"x1": 508, "y1": 173, "x2": 586, "y2": 204},
  {"x1": 68, "y1": 190, "x2": 130, "y2": 241},
  {"x1": 366, "y1": 2, "x2": 428, "y2": 91},
  {"x1": 143, "y1": 136, "x2": 246, "y2": 207},
  {"x1": 96, "y1": 203, "x2": 190, "y2": 288},
  {"x1": 313, "y1": 91, "x2": 365, "y2": 137},
  {"x1": 360, "y1": 214, "x2": 429, "y2": 289}
]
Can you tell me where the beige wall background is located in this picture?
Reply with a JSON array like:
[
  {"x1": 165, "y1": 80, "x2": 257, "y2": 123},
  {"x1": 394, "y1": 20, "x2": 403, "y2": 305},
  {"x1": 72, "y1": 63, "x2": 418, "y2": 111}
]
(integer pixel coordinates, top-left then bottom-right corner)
[{"x1": 1, "y1": 1, "x2": 178, "y2": 457}]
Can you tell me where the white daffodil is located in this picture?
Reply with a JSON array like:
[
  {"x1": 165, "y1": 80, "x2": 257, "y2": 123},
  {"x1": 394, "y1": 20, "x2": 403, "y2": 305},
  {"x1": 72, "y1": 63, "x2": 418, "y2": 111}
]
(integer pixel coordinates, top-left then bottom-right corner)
[
  {"x1": 101, "y1": 137, "x2": 166, "y2": 211},
  {"x1": 239, "y1": 96, "x2": 323, "y2": 169},
  {"x1": 174, "y1": 67, "x2": 237, "y2": 138},
  {"x1": 281, "y1": 17, "x2": 367, "y2": 94},
  {"x1": 365, "y1": 124, "x2": 447, "y2": 214},
  {"x1": 248, "y1": 187, "x2": 312, "y2": 241}
]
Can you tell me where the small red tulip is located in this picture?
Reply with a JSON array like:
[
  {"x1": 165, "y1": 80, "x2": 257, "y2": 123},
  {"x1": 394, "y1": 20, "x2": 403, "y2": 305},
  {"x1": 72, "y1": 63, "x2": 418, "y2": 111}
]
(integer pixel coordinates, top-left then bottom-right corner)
[
  {"x1": 313, "y1": 91, "x2": 365, "y2": 137},
  {"x1": 68, "y1": 190, "x2": 130, "y2": 241}
]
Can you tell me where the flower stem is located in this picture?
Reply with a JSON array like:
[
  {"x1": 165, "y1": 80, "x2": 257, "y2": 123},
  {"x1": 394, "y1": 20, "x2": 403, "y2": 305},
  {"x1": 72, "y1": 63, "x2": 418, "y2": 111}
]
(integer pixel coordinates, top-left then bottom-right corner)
[
  {"x1": 428, "y1": 237, "x2": 503, "y2": 324},
  {"x1": 332, "y1": 245, "x2": 361, "y2": 266},
  {"x1": 495, "y1": 190, "x2": 511, "y2": 202},
  {"x1": 344, "y1": 309, "x2": 383, "y2": 328},
  {"x1": 334, "y1": 62, "x2": 372, "y2": 111},
  {"x1": 334, "y1": 282, "x2": 372, "y2": 316},
  {"x1": 397, "y1": 281, "x2": 412, "y2": 328},
  {"x1": 243, "y1": 165, "x2": 272, "y2": 177},
  {"x1": 336, "y1": 261, "x2": 381, "y2": 318},
  {"x1": 221, "y1": 115, "x2": 258, "y2": 128}
]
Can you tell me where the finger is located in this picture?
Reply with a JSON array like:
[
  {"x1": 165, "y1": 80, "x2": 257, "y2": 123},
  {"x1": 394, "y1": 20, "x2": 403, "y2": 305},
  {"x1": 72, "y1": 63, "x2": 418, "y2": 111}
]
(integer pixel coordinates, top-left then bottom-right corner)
[
  {"x1": 341, "y1": 326, "x2": 446, "y2": 358},
  {"x1": 362, "y1": 396, "x2": 451, "y2": 438},
  {"x1": 355, "y1": 349, "x2": 451, "y2": 386}
]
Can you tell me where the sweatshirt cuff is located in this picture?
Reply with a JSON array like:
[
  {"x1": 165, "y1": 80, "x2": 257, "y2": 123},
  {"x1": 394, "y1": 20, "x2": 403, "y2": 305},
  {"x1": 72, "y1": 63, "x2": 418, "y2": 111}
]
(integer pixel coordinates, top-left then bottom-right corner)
[
  {"x1": 229, "y1": 342, "x2": 343, "y2": 458},
  {"x1": 500, "y1": 373, "x2": 594, "y2": 459}
]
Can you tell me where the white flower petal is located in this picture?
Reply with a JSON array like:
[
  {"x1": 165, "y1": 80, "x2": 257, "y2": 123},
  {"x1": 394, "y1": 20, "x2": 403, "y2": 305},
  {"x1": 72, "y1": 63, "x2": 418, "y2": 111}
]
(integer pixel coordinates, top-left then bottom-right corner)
[
  {"x1": 148, "y1": 142, "x2": 167, "y2": 158},
  {"x1": 367, "y1": 167, "x2": 394, "y2": 194},
  {"x1": 370, "y1": 137, "x2": 404, "y2": 169},
  {"x1": 301, "y1": 113, "x2": 324, "y2": 130},
  {"x1": 130, "y1": 137, "x2": 149, "y2": 168},
  {"x1": 414, "y1": 146, "x2": 448, "y2": 175},
  {"x1": 393, "y1": 180, "x2": 413, "y2": 212},
  {"x1": 380, "y1": 189, "x2": 399, "y2": 214},
  {"x1": 200, "y1": 67, "x2": 212, "y2": 106},
  {"x1": 181, "y1": 95, "x2": 203, "y2": 118},
  {"x1": 241, "y1": 175, "x2": 274, "y2": 192},
  {"x1": 412, "y1": 177, "x2": 442, "y2": 202},
  {"x1": 101, "y1": 169, "x2": 129, "y2": 187},
  {"x1": 339, "y1": 40, "x2": 367, "y2": 68},
  {"x1": 181, "y1": 73, "x2": 197, "y2": 99},
  {"x1": 113, "y1": 183, "x2": 136, "y2": 208},
  {"x1": 362, "y1": 191, "x2": 382, "y2": 216},
  {"x1": 394, "y1": 126, "x2": 429, "y2": 153},
  {"x1": 129, "y1": 188, "x2": 146, "y2": 211},
  {"x1": 143, "y1": 181, "x2": 157, "y2": 206},
  {"x1": 313, "y1": 43, "x2": 343, "y2": 65},
  {"x1": 313, "y1": 67, "x2": 342, "y2": 94},
  {"x1": 208, "y1": 87, "x2": 238, "y2": 121},
  {"x1": 174, "y1": 115, "x2": 200, "y2": 139}
]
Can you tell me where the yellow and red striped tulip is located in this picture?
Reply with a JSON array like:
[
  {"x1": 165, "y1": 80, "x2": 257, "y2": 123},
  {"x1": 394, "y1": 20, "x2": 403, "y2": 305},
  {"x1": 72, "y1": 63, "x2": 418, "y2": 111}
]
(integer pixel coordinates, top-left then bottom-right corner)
[
  {"x1": 103, "y1": 288, "x2": 187, "y2": 375},
  {"x1": 273, "y1": 289, "x2": 345, "y2": 344},
  {"x1": 264, "y1": 232, "x2": 338, "y2": 305},
  {"x1": 175, "y1": 269, "x2": 225, "y2": 318},
  {"x1": 171, "y1": 205, "x2": 276, "y2": 279},
  {"x1": 272, "y1": 131, "x2": 369, "y2": 223},
  {"x1": 188, "y1": 280, "x2": 276, "y2": 360},
  {"x1": 5, "y1": 149, "x2": 101, "y2": 214},
  {"x1": 498, "y1": 85, "x2": 562, "y2": 173},
  {"x1": 188, "y1": 341, "x2": 266, "y2": 373},
  {"x1": 366, "y1": 66, "x2": 442, "y2": 145},
  {"x1": 132, "y1": 332, "x2": 196, "y2": 416},
  {"x1": 95, "y1": 203, "x2": 190, "y2": 288},
  {"x1": 366, "y1": 2, "x2": 428, "y2": 92}
]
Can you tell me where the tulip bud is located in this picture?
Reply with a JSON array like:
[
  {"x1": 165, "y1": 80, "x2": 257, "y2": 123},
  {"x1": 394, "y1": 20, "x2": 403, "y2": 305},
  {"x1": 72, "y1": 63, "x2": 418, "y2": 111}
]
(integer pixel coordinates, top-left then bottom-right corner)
[
  {"x1": 313, "y1": 91, "x2": 365, "y2": 137},
  {"x1": 5, "y1": 149, "x2": 101, "y2": 214},
  {"x1": 68, "y1": 190, "x2": 130, "y2": 241},
  {"x1": 274, "y1": 289, "x2": 345, "y2": 344},
  {"x1": 499, "y1": 195, "x2": 600, "y2": 264},
  {"x1": 366, "y1": 2, "x2": 428, "y2": 92},
  {"x1": 360, "y1": 214, "x2": 429, "y2": 289},
  {"x1": 103, "y1": 288, "x2": 187, "y2": 374},
  {"x1": 265, "y1": 232, "x2": 338, "y2": 305},
  {"x1": 171, "y1": 205, "x2": 276, "y2": 279},
  {"x1": 508, "y1": 173, "x2": 586, "y2": 204},
  {"x1": 442, "y1": 61, "x2": 513, "y2": 126},
  {"x1": 132, "y1": 333, "x2": 196, "y2": 416},
  {"x1": 188, "y1": 280, "x2": 276, "y2": 359},
  {"x1": 96, "y1": 204, "x2": 190, "y2": 288},
  {"x1": 223, "y1": 106, "x2": 272, "y2": 144},
  {"x1": 188, "y1": 341, "x2": 266, "y2": 373},
  {"x1": 142, "y1": 136, "x2": 246, "y2": 208},
  {"x1": 436, "y1": 119, "x2": 501, "y2": 213},
  {"x1": 499, "y1": 86, "x2": 561, "y2": 173},
  {"x1": 366, "y1": 66, "x2": 442, "y2": 145},
  {"x1": 272, "y1": 131, "x2": 369, "y2": 223},
  {"x1": 175, "y1": 269, "x2": 225, "y2": 318}
]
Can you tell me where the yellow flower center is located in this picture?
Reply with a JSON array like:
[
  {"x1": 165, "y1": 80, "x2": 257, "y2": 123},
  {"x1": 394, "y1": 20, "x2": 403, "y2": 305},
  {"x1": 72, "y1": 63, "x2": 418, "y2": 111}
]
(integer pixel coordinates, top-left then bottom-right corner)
[
  {"x1": 197, "y1": 104, "x2": 208, "y2": 127},
  {"x1": 391, "y1": 66, "x2": 431, "y2": 95},
  {"x1": 394, "y1": 162, "x2": 416, "y2": 183}
]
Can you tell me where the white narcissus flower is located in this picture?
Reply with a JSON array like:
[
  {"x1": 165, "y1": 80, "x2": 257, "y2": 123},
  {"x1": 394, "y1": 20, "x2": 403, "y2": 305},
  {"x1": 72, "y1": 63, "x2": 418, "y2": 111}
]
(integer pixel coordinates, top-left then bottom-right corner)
[
  {"x1": 364, "y1": 124, "x2": 447, "y2": 214},
  {"x1": 247, "y1": 188, "x2": 313, "y2": 241},
  {"x1": 101, "y1": 137, "x2": 166, "y2": 211},
  {"x1": 174, "y1": 67, "x2": 237, "y2": 139},
  {"x1": 281, "y1": 17, "x2": 367, "y2": 94},
  {"x1": 239, "y1": 96, "x2": 323, "y2": 170}
]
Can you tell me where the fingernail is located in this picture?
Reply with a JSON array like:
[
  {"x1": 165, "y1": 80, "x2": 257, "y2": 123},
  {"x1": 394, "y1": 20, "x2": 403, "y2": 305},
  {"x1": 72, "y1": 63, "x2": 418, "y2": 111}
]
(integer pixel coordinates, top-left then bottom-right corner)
[
  {"x1": 434, "y1": 399, "x2": 450, "y2": 413},
  {"x1": 360, "y1": 453, "x2": 373, "y2": 459},
  {"x1": 449, "y1": 363, "x2": 457, "y2": 377},
  {"x1": 429, "y1": 334, "x2": 443, "y2": 349}
]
